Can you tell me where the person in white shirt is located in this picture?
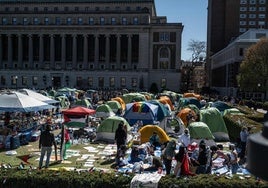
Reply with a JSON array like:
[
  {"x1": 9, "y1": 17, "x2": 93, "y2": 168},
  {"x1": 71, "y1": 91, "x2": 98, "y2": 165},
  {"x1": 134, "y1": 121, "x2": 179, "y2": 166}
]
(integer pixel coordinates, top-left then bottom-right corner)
[{"x1": 178, "y1": 128, "x2": 191, "y2": 147}]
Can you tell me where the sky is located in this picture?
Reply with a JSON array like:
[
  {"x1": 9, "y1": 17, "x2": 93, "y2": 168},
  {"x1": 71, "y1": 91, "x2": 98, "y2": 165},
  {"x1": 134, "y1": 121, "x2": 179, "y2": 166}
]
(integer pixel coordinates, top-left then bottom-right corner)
[{"x1": 154, "y1": 0, "x2": 208, "y2": 61}]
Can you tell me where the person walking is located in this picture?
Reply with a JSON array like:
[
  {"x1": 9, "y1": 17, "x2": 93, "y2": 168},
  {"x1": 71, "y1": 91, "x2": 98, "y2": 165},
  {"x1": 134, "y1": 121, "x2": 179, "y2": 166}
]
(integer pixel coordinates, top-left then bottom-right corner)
[
  {"x1": 162, "y1": 140, "x2": 176, "y2": 175},
  {"x1": 178, "y1": 128, "x2": 191, "y2": 148},
  {"x1": 39, "y1": 124, "x2": 57, "y2": 169}
]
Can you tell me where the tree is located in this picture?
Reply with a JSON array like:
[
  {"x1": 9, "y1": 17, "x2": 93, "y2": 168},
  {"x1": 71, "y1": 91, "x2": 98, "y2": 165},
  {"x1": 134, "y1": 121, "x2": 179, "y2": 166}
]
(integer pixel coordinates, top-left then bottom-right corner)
[
  {"x1": 187, "y1": 39, "x2": 206, "y2": 62},
  {"x1": 237, "y1": 38, "x2": 268, "y2": 94}
]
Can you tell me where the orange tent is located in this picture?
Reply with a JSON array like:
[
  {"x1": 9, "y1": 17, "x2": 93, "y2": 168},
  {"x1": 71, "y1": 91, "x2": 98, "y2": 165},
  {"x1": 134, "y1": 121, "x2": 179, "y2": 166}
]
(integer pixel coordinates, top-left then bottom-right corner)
[
  {"x1": 183, "y1": 93, "x2": 201, "y2": 101},
  {"x1": 159, "y1": 96, "x2": 174, "y2": 111},
  {"x1": 176, "y1": 107, "x2": 196, "y2": 126},
  {"x1": 111, "y1": 97, "x2": 126, "y2": 111}
]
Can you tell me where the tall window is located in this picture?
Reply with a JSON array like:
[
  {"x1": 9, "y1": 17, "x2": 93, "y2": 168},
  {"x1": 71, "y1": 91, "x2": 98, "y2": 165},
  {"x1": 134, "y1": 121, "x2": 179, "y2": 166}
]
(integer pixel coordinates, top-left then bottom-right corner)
[
  {"x1": 110, "y1": 77, "x2": 115, "y2": 87},
  {"x1": 12, "y1": 17, "x2": 17, "y2": 25},
  {"x1": 67, "y1": 17, "x2": 72, "y2": 25},
  {"x1": 32, "y1": 76, "x2": 38, "y2": 85},
  {"x1": 111, "y1": 17, "x2": 116, "y2": 25},
  {"x1": 89, "y1": 17, "x2": 94, "y2": 25},
  {"x1": 88, "y1": 77, "x2": 93, "y2": 87},
  {"x1": 161, "y1": 78, "x2": 166, "y2": 88},
  {"x1": 33, "y1": 17, "x2": 39, "y2": 25},
  {"x1": 133, "y1": 17, "x2": 138, "y2": 25},
  {"x1": 44, "y1": 17, "x2": 49, "y2": 25},
  {"x1": 55, "y1": 17, "x2": 61, "y2": 25},
  {"x1": 23, "y1": 17, "x2": 28, "y2": 25},
  {"x1": 122, "y1": 17, "x2": 127, "y2": 25},
  {"x1": 22, "y1": 76, "x2": 27, "y2": 86},
  {"x1": 78, "y1": 17, "x2": 83, "y2": 25},
  {"x1": 120, "y1": 77, "x2": 126, "y2": 88},
  {"x1": 132, "y1": 78, "x2": 137, "y2": 87},
  {"x1": 100, "y1": 17, "x2": 105, "y2": 25},
  {"x1": 98, "y1": 77, "x2": 104, "y2": 88}
]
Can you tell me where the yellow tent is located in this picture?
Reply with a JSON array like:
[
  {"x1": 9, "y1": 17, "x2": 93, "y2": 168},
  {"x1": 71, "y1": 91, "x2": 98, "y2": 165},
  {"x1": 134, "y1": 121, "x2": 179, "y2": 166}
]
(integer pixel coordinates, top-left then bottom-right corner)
[{"x1": 138, "y1": 125, "x2": 170, "y2": 144}]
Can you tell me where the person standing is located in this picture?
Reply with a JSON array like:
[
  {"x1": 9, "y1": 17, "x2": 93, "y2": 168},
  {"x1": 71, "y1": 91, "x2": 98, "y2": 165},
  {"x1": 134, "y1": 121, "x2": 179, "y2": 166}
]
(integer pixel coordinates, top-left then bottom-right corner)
[
  {"x1": 60, "y1": 125, "x2": 71, "y2": 161},
  {"x1": 178, "y1": 128, "x2": 191, "y2": 148},
  {"x1": 39, "y1": 124, "x2": 57, "y2": 169},
  {"x1": 162, "y1": 140, "x2": 176, "y2": 175},
  {"x1": 114, "y1": 121, "x2": 127, "y2": 150},
  {"x1": 228, "y1": 144, "x2": 239, "y2": 174},
  {"x1": 239, "y1": 126, "x2": 249, "y2": 160}
]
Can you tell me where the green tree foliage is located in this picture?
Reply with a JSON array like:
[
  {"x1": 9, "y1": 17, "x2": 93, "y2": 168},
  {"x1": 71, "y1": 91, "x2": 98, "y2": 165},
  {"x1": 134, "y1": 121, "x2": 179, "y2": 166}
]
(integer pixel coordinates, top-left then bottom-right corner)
[{"x1": 237, "y1": 38, "x2": 268, "y2": 92}]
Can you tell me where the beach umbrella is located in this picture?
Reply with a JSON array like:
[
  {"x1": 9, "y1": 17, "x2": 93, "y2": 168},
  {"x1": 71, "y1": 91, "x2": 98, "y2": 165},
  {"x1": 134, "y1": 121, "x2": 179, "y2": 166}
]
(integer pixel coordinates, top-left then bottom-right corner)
[{"x1": 0, "y1": 91, "x2": 54, "y2": 113}]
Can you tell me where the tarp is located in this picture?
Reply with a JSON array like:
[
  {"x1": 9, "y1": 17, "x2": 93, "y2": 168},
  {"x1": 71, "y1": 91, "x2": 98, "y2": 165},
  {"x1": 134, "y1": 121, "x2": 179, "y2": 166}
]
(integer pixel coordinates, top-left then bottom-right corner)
[
  {"x1": 95, "y1": 104, "x2": 115, "y2": 118},
  {"x1": 96, "y1": 116, "x2": 132, "y2": 143},
  {"x1": 188, "y1": 121, "x2": 215, "y2": 140},
  {"x1": 138, "y1": 125, "x2": 170, "y2": 144},
  {"x1": 123, "y1": 102, "x2": 159, "y2": 126},
  {"x1": 200, "y1": 107, "x2": 230, "y2": 142}
]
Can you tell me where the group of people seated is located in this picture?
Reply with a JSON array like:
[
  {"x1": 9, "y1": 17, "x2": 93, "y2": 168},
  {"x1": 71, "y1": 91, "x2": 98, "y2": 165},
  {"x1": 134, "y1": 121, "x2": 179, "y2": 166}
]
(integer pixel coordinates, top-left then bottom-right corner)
[{"x1": 115, "y1": 127, "x2": 242, "y2": 176}]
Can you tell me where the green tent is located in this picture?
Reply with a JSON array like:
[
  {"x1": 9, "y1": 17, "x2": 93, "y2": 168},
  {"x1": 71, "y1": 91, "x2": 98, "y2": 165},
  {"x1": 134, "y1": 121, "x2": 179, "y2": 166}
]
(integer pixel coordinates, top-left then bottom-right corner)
[
  {"x1": 96, "y1": 116, "x2": 131, "y2": 143},
  {"x1": 106, "y1": 100, "x2": 122, "y2": 113},
  {"x1": 223, "y1": 108, "x2": 244, "y2": 116},
  {"x1": 200, "y1": 107, "x2": 229, "y2": 141},
  {"x1": 188, "y1": 121, "x2": 215, "y2": 140},
  {"x1": 75, "y1": 99, "x2": 93, "y2": 109},
  {"x1": 95, "y1": 104, "x2": 115, "y2": 118},
  {"x1": 121, "y1": 93, "x2": 147, "y2": 104}
]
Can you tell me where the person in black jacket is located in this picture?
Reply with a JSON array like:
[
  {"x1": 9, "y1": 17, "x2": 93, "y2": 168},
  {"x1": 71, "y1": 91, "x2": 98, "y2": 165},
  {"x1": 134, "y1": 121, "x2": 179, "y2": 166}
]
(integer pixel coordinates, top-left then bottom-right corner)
[
  {"x1": 114, "y1": 121, "x2": 127, "y2": 150},
  {"x1": 38, "y1": 124, "x2": 57, "y2": 169}
]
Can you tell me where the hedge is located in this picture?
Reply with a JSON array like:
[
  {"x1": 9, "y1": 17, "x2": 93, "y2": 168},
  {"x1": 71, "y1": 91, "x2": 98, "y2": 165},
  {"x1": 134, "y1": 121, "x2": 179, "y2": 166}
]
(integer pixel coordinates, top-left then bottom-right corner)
[{"x1": 0, "y1": 169, "x2": 268, "y2": 188}]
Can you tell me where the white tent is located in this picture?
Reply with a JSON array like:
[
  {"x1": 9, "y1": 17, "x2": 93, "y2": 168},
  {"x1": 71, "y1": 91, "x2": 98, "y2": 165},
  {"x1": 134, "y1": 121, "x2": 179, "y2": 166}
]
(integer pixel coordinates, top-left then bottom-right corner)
[
  {"x1": 0, "y1": 91, "x2": 55, "y2": 112},
  {"x1": 18, "y1": 89, "x2": 59, "y2": 105}
]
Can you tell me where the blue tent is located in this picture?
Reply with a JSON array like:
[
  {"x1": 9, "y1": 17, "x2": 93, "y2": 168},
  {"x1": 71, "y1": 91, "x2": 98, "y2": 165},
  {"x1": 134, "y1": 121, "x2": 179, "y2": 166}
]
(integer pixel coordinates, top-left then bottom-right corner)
[
  {"x1": 123, "y1": 102, "x2": 159, "y2": 126},
  {"x1": 148, "y1": 100, "x2": 171, "y2": 121}
]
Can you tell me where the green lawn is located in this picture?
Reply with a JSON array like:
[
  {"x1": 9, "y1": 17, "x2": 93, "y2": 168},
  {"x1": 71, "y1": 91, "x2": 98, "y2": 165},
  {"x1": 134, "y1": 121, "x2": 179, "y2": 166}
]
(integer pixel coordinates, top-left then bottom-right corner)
[{"x1": 0, "y1": 130, "x2": 117, "y2": 171}]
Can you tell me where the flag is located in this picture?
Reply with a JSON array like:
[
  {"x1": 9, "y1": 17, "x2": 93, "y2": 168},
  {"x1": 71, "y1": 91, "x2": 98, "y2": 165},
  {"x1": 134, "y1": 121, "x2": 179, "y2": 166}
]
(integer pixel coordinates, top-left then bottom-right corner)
[
  {"x1": 16, "y1": 154, "x2": 34, "y2": 164},
  {"x1": 181, "y1": 154, "x2": 195, "y2": 176}
]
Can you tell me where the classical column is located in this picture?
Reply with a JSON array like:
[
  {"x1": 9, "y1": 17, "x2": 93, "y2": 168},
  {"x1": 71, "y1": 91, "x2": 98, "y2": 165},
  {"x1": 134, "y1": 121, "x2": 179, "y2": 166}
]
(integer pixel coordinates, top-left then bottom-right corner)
[
  {"x1": 50, "y1": 34, "x2": 55, "y2": 68},
  {"x1": 28, "y1": 34, "x2": 33, "y2": 68},
  {"x1": 61, "y1": 34, "x2": 66, "y2": 68},
  {"x1": 128, "y1": 34, "x2": 132, "y2": 68},
  {"x1": 72, "y1": 34, "x2": 77, "y2": 68},
  {"x1": 83, "y1": 34, "x2": 88, "y2": 69},
  {"x1": 39, "y1": 34, "x2": 44, "y2": 64},
  {"x1": 8, "y1": 34, "x2": 13, "y2": 65},
  {"x1": 105, "y1": 34, "x2": 110, "y2": 65},
  {"x1": 18, "y1": 34, "x2": 23, "y2": 68},
  {"x1": 94, "y1": 34, "x2": 99, "y2": 65},
  {"x1": 116, "y1": 34, "x2": 121, "y2": 67}
]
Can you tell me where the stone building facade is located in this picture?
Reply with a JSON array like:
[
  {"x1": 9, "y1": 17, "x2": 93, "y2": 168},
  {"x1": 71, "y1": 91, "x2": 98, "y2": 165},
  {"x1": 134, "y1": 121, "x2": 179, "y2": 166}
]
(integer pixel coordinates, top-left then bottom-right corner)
[{"x1": 0, "y1": 0, "x2": 183, "y2": 91}]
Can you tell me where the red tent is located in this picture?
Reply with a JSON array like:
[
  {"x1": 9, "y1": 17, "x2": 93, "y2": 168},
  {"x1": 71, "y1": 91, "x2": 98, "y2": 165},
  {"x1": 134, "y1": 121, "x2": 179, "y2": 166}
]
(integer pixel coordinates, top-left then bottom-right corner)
[{"x1": 62, "y1": 106, "x2": 96, "y2": 116}]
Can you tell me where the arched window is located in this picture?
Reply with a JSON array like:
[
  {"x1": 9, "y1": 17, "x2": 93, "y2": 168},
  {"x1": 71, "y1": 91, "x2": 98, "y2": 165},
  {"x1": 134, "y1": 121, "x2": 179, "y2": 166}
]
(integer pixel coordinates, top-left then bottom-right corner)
[{"x1": 159, "y1": 47, "x2": 170, "y2": 69}]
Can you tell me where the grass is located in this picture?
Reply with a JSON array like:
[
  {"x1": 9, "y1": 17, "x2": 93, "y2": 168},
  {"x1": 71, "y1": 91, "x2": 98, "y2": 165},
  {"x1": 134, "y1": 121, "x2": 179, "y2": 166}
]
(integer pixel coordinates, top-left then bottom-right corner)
[{"x1": 0, "y1": 129, "x2": 117, "y2": 171}]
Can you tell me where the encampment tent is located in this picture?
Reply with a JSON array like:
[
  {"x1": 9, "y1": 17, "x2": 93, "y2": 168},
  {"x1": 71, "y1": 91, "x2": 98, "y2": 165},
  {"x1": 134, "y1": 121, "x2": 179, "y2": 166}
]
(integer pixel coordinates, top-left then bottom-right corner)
[
  {"x1": 200, "y1": 107, "x2": 230, "y2": 142},
  {"x1": 178, "y1": 97, "x2": 202, "y2": 109},
  {"x1": 188, "y1": 121, "x2": 215, "y2": 140},
  {"x1": 95, "y1": 104, "x2": 115, "y2": 119},
  {"x1": 123, "y1": 102, "x2": 159, "y2": 126},
  {"x1": 176, "y1": 107, "x2": 197, "y2": 126},
  {"x1": 106, "y1": 100, "x2": 122, "y2": 113},
  {"x1": 138, "y1": 125, "x2": 170, "y2": 144},
  {"x1": 62, "y1": 106, "x2": 96, "y2": 128},
  {"x1": 96, "y1": 116, "x2": 132, "y2": 143}
]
